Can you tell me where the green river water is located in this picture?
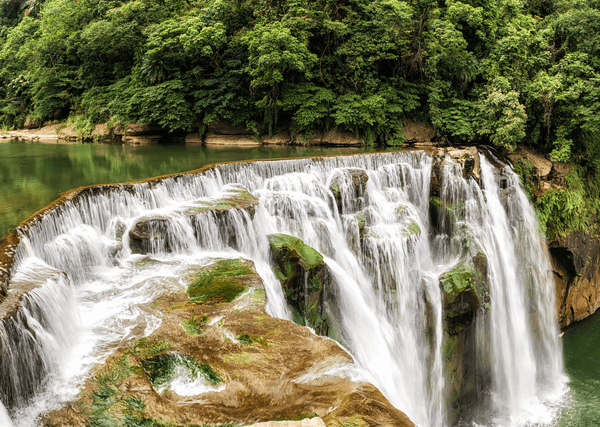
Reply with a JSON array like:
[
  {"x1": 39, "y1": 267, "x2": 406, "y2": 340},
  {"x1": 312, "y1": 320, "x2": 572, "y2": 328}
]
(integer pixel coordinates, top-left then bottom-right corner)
[
  {"x1": 0, "y1": 138, "x2": 596, "y2": 425},
  {"x1": 0, "y1": 139, "x2": 374, "y2": 238}
]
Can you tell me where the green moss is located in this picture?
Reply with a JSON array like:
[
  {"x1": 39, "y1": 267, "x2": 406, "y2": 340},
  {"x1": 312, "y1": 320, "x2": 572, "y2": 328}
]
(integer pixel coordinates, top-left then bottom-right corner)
[
  {"x1": 440, "y1": 263, "x2": 476, "y2": 304},
  {"x1": 223, "y1": 351, "x2": 254, "y2": 364},
  {"x1": 275, "y1": 412, "x2": 317, "y2": 422},
  {"x1": 236, "y1": 333, "x2": 268, "y2": 347},
  {"x1": 130, "y1": 338, "x2": 173, "y2": 359},
  {"x1": 140, "y1": 353, "x2": 222, "y2": 391},
  {"x1": 186, "y1": 189, "x2": 258, "y2": 215},
  {"x1": 95, "y1": 353, "x2": 133, "y2": 387},
  {"x1": 187, "y1": 258, "x2": 253, "y2": 303},
  {"x1": 330, "y1": 182, "x2": 341, "y2": 199},
  {"x1": 268, "y1": 234, "x2": 323, "y2": 270},
  {"x1": 181, "y1": 316, "x2": 208, "y2": 336},
  {"x1": 402, "y1": 220, "x2": 421, "y2": 237}
]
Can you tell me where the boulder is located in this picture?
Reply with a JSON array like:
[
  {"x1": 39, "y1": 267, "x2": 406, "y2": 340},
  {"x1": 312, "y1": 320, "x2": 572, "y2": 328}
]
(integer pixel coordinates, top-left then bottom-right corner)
[
  {"x1": 440, "y1": 255, "x2": 488, "y2": 333},
  {"x1": 439, "y1": 252, "x2": 490, "y2": 423},
  {"x1": 128, "y1": 214, "x2": 170, "y2": 254},
  {"x1": 401, "y1": 118, "x2": 437, "y2": 143},
  {"x1": 268, "y1": 234, "x2": 333, "y2": 336},
  {"x1": 42, "y1": 258, "x2": 414, "y2": 427},
  {"x1": 507, "y1": 147, "x2": 552, "y2": 179},
  {"x1": 23, "y1": 117, "x2": 41, "y2": 129},
  {"x1": 550, "y1": 231, "x2": 600, "y2": 327},
  {"x1": 124, "y1": 124, "x2": 164, "y2": 136},
  {"x1": 329, "y1": 168, "x2": 369, "y2": 214}
]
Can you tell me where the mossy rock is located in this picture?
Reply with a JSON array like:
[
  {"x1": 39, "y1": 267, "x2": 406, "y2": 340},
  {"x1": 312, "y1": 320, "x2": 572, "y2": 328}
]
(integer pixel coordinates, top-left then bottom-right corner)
[
  {"x1": 268, "y1": 234, "x2": 332, "y2": 337},
  {"x1": 439, "y1": 253, "x2": 488, "y2": 335},
  {"x1": 268, "y1": 234, "x2": 324, "y2": 272},
  {"x1": 185, "y1": 187, "x2": 258, "y2": 219},
  {"x1": 429, "y1": 197, "x2": 456, "y2": 236},
  {"x1": 401, "y1": 219, "x2": 421, "y2": 237},
  {"x1": 129, "y1": 214, "x2": 171, "y2": 254},
  {"x1": 140, "y1": 353, "x2": 222, "y2": 392},
  {"x1": 187, "y1": 258, "x2": 254, "y2": 304},
  {"x1": 329, "y1": 168, "x2": 369, "y2": 213}
]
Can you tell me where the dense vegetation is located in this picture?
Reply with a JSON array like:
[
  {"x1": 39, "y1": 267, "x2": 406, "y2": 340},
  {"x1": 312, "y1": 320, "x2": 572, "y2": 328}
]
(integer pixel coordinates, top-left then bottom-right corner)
[{"x1": 1, "y1": 0, "x2": 599, "y2": 236}]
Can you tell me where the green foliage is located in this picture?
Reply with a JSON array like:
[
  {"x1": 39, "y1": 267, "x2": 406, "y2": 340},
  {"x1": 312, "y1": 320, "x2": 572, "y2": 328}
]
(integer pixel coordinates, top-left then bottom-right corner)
[{"x1": 534, "y1": 170, "x2": 596, "y2": 238}]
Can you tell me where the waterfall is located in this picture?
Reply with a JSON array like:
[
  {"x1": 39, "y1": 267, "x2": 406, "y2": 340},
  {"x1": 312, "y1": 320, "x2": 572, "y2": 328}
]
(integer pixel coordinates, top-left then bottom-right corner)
[{"x1": 0, "y1": 150, "x2": 566, "y2": 426}]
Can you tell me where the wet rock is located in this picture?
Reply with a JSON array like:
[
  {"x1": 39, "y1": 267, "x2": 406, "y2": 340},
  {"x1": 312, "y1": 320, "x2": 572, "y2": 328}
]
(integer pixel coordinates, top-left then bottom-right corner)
[
  {"x1": 440, "y1": 254, "x2": 489, "y2": 334},
  {"x1": 330, "y1": 168, "x2": 369, "y2": 213},
  {"x1": 184, "y1": 187, "x2": 259, "y2": 219},
  {"x1": 128, "y1": 214, "x2": 170, "y2": 254},
  {"x1": 268, "y1": 234, "x2": 333, "y2": 337},
  {"x1": 129, "y1": 188, "x2": 258, "y2": 254},
  {"x1": 42, "y1": 258, "x2": 414, "y2": 427},
  {"x1": 439, "y1": 252, "x2": 490, "y2": 424}
]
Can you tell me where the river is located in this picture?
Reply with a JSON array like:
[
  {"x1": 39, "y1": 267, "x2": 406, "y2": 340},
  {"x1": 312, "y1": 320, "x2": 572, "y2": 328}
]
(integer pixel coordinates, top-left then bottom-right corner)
[
  {"x1": 0, "y1": 139, "x2": 375, "y2": 238},
  {"x1": 0, "y1": 139, "x2": 595, "y2": 426}
]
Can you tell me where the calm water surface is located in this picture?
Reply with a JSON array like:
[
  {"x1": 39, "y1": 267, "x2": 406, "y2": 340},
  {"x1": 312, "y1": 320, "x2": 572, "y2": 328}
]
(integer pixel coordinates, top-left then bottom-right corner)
[
  {"x1": 558, "y1": 312, "x2": 600, "y2": 426},
  {"x1": 0, "y1": 139, "x2": 377, "y2": 238},
  {"x1": 0, "y1": 139, "x2": 596, "y2": 426}
]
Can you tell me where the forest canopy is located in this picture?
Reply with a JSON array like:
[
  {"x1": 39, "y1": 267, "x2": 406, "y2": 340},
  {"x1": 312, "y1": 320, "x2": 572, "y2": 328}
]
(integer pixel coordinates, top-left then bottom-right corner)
[{"x1": 1, "y1": 0, "x2": 600, "y2": 159}]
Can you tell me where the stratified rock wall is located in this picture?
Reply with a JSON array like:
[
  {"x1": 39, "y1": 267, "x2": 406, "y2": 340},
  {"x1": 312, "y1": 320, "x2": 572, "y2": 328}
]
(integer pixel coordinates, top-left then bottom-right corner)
[{"x1": 551, "y1": 232, "x2": 600, "y2": 328}]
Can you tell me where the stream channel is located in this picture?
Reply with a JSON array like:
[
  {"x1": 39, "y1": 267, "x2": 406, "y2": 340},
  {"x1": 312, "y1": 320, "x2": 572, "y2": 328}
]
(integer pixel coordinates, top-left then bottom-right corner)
[{"x1": 0, "y1": 138, "x2": 597, "y2": 426}]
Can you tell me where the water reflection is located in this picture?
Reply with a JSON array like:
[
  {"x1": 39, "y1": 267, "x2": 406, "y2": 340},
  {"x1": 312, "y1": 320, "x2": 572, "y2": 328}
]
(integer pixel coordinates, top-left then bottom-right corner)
[{"x1": 0, "y1": 140, "x2": 375, "y2": 237}]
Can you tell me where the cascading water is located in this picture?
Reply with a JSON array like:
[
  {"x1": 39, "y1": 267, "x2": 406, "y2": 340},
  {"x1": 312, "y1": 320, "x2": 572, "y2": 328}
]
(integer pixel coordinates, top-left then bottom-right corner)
[{"x1": 0, "y1": 151, "x2": 567, "y2": 426}]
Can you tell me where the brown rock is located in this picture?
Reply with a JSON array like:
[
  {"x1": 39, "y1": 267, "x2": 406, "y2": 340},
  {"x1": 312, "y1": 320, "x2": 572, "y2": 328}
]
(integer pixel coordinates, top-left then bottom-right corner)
[
  {"x1": 507, "y1": 147, "x2": 552, "y2": 179},
  {"x1": 42, "y1": 259, "x2": 414, "y2": 427},
  {"x1": 91, "y1": 124, "x2": 110, "y2": 137},
  {"x1": 125, "y1": 124, "x2": 164, "y2": 136},
  {"x1": 185, "y1": 132, "x2": 203, "y2": 144},
  {"x1": 248, "y1": 418, "x2": 325, "y2": 427},
  {"x1": 550, "y1": 231, "x2": 600, "y2": 328},
  {"x1": 402, "y1": 118, "x2": 437, "y2": 142},
  {"x1": 121, "y1": 135, "x2": 162, "y2": 145},
  {"x1": 205, "y1": 134, "x2": 260, "y2": 146},
  {"x1": 321, "y1": 130, "x2": 360, "y2": 146},
  {"x1": 262, "y1": 131, "x2": 291, "y2": 145}
]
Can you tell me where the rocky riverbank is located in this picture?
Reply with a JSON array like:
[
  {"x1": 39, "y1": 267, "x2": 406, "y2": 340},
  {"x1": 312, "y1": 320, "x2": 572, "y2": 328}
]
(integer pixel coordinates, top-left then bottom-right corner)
[{"x1": 0, "y1": 119, "x2": 437, "y2": 146}]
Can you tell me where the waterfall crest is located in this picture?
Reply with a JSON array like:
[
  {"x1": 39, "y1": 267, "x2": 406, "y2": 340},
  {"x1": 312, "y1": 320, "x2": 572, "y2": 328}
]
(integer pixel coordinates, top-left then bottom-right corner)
[{"x1": 0, "y1": 150, "x2": 567, "y2": 426}]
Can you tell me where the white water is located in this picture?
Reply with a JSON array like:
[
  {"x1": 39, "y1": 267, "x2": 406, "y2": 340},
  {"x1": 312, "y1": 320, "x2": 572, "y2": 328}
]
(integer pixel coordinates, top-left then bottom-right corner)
[{"x1": 0, "y1": 151, "x2": 566, "y2": 426}]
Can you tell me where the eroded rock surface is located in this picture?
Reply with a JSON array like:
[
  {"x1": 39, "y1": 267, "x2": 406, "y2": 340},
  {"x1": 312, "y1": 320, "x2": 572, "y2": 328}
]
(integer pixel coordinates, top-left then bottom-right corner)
[
  {"x1": 268, "y1": 234, "x2": 333, "y2": 337},
  {"x1": 551, "y1": 231, "x2": 600, "y2": 328},
  {"x1": 42, "y1": 258, "x2": 414, "y2": 427},
  {"x1": 439, "y1": 251, "x2": 490, "y2": 424},
  {"x1": 129, "y1": 187, "x2": 258, "y2": 254},
  {"x1": 329, "y1": 168, "x2": 369, "y2": 214}
]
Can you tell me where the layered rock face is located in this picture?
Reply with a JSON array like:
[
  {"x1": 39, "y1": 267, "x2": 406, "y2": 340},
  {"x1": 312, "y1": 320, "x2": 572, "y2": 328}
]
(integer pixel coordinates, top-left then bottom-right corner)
[{"x1": 551, "y1": 232, "x2": 600, "y2": 327}]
